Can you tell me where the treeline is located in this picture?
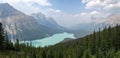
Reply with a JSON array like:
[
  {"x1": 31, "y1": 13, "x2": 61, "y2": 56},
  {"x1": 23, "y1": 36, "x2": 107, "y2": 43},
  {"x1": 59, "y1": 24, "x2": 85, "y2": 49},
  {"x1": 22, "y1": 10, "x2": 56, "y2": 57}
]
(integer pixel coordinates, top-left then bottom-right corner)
[
  {"x1": 0, "y1": 23, "x2": 14, "y2": 51},
  {"x1": 0, "y1": 22, "x2": 39, "y2": 58},
  {"x1": 0, "y1": 22, "x2": 120, "y2": 58},
  {"x1": 42, "y1": 25, "x2": 120, "y2": 58}
]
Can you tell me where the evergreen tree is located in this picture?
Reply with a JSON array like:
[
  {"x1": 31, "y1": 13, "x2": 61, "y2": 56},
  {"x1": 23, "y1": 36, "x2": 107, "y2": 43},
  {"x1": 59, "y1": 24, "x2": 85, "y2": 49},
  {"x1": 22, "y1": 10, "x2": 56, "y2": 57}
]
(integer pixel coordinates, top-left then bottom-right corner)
[
  {"x1": 15, "y1": 38, "x2": 20, "y2": 51},
  {"x1": 42, "y1": 50, "x2": 46, "y2": 58},
  {"x1": 0, "y1": 22, "x2": 5, "y2": 50}
]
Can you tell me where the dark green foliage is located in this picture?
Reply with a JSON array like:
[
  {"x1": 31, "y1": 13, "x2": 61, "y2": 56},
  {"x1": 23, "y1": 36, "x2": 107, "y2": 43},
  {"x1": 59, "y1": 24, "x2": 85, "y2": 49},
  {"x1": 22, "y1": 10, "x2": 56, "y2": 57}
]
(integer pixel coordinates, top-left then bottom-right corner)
[
  {"x1": 0, "y1": 22, "x2": 120, "y2": 58},
  {"x1": 0, "y1": 23, "x2": 5, "y2": 50},
  {"x1": 15, "y1": 38, "x2": 20, "y2": 51},
  {"x1": 41, "y1": 25, "x2": 120, "y2": 58},
  {"x1": 0, "y1": 22, "x2": 15, "y2": 50}
]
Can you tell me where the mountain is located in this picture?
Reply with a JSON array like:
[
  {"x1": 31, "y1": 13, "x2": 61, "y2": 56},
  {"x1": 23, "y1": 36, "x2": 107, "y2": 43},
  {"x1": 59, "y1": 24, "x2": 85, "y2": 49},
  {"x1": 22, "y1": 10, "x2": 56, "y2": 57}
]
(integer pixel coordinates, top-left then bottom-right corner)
[
  {"x1": 32, "y1": 13, "x2": 65, "y2": 32},
  {"x1": 48, "y1": 25, "x2": 120, "y2": 58},
  {"x1": 68, "y1": 14, "x2": 120, "y2": 38},
  {"x1": 0, "y1": 3, "x2": 21, "y2": 18},
  {"x1": 0, "y1": 3, "x2": 64, "y2": 41},
  {"x1": 105, "y1": 14, "x2": 120, "y2": 25},
  {"x1": 32, "y1": 13, "x2": 60, "y2": 28}
]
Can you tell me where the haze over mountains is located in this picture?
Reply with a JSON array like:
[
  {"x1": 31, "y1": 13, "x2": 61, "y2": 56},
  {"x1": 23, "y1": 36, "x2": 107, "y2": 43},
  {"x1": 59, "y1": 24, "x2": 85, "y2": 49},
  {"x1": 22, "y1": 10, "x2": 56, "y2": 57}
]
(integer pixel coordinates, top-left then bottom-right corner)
[
  {"x1": 0, "y1": 3, "x2": 65, "y2": 41},
  {"x1": 0, "y1": 0, "x2": 120, "y2": 58},
  {"x1": 0, "y1": 3, "x2": 120, "y2": 41}
]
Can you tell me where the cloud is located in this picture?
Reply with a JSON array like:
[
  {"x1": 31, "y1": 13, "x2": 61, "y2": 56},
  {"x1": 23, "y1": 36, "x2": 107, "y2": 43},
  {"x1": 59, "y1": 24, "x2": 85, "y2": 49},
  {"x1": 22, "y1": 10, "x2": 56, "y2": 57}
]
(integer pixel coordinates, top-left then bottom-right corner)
[
  {"x1": 0, "y1": 0, "x2": 51, "y2": 6},
  {"x1": 104, "y1": 3, "x2": 120, "y2": 13},
  {"x1": 0, "y1": 0, "x2": 52, "y2": 14},
  {"x1": 43, "y1": 9, "x2": 109, "y2": 28},
  {"x1": 11, "y1": 2, "x2": 41, "y2": 14},
  {"x1": 85, "y1": 0, "x2": 103, "y2": 9},
  {"x1": 105, "y1": 14, "x2": 120, "y2": 25},
  {"x1": 80, "y1": 0, "x2": 120, "y2": 26},
  {"x1": 90, "y1": 11, "x2": 100, "y2": 15},
  {"x1": 82, "y1": 0, "x2": 120, "y2": 13},
  {"x1": 80, "y1": 12, "x2": 87, "y2": 16},
  {"x1": 81, "y1": 0, "x2": 89, "y2": 3},
  {"x1": 43, "y1": 9, "x2": 82, "y2": 28},
  {"x1": 0, "y1": 0, "x2": 119, "y2": 28},
  {"x1": 45, "y1": 8, "x2": 61, "y2": 14}
]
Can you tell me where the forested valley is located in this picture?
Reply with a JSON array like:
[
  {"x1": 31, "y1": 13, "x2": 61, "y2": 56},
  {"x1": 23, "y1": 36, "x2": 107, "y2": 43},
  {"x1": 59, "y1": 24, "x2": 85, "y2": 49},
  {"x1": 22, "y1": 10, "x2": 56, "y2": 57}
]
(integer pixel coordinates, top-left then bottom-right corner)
[{"x1": 0, "y1": 22, "x2": 120, "y2": 58}]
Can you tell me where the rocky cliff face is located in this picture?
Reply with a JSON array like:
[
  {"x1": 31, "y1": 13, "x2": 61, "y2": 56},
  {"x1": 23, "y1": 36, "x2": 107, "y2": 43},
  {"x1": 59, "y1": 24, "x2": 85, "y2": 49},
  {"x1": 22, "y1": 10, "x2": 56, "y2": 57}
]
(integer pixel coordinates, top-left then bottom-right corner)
[{"x1": 0, "y1": 3, "x2": 64, "y2": 41}]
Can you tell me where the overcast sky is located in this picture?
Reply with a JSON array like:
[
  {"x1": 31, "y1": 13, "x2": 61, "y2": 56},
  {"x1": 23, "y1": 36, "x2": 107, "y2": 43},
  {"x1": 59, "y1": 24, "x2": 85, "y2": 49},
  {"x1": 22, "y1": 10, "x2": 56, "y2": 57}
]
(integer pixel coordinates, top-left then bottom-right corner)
[{"x1": 0, "y1": 0, "x2": 120, "y2": 28}]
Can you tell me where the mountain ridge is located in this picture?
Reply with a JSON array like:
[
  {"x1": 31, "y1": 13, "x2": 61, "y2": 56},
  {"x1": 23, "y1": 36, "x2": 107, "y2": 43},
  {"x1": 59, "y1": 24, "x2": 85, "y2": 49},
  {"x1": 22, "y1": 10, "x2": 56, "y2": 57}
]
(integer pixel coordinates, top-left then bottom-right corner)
[{"x1": 0, "y1": 3, "x2": 65, "y2": 41}]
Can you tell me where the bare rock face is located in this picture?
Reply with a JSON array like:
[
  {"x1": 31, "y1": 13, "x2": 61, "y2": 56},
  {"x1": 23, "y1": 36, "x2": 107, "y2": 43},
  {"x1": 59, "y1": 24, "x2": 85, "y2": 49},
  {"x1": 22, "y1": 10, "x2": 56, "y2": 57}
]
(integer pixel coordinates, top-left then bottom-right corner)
[{"x1": 0, "y1": 3, "x2": 64, "y2": 41}]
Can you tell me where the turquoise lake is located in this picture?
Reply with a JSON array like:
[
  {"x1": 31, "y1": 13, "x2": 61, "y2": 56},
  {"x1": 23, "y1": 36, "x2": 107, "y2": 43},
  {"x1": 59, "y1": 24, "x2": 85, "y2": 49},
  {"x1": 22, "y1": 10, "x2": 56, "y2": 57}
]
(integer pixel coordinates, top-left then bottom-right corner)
[{"x1": 20, "y1": 32, "x2": 75, "y2": 47}]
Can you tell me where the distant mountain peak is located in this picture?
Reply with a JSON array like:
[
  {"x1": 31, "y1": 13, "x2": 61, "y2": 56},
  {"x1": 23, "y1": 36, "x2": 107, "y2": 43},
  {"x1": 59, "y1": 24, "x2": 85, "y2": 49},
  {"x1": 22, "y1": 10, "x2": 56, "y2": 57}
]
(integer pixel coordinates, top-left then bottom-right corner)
[
  {"x1": 0, "y1": 4, "x2": 65, "y2": 40},
  {"x1": 0, "y1": 3, "x2": 21, "y2": 18},
  {"x1": 106, "y1": 14, "x2": 120, "y2": 25},
  {"x1": 32, "y1": 12, "x2": 62, "y2": 28},
  {"x1": 0, "y1": 3, "x2": 10, "y2": 6},
  {"x1": 0, "y1": 3, "x2": 15, "y2": 11}
]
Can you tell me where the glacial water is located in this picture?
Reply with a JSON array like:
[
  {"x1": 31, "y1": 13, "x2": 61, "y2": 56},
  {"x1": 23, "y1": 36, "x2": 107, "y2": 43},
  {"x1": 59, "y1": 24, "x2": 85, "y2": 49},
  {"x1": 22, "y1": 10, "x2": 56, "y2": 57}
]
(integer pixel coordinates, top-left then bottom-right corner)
[{"x1": 20, "y1": 32, "x2": 75, "y2": 47}]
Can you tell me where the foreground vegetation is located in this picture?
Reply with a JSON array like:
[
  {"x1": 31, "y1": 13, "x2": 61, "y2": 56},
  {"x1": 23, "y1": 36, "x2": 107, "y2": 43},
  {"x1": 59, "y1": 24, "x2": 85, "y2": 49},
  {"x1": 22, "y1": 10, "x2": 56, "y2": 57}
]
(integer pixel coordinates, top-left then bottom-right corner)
[{"x1": 0, "y1": 22, "x2": 120, "y2": 58}]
